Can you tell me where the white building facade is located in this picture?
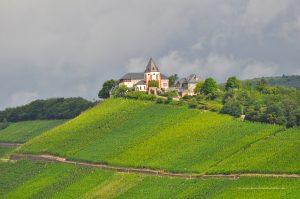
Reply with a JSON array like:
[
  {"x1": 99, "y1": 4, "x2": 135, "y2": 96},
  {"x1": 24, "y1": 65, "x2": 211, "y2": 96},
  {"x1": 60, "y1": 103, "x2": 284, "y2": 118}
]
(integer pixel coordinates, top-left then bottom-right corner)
[{"x1": 119, "y1": 58, "x2": 169, "y2": 92}]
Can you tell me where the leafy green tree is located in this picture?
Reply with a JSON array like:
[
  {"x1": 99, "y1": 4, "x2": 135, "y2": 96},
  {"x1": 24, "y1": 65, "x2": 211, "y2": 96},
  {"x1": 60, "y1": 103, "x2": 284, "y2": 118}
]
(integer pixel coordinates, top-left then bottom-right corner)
[
  {"x1": 263, "y1": 102, "x2": 286, "y2": 125},
  {"x1": 201, "y1": 77, "x2": 218, "y2": 95},
  {"x1": 255, "y1": 78, "x2": 268, "y2": 94},
  {"x1": 242, "y1": 80, "x2": 252, "y2": 91},
  {"x1": 222, "y1": 90, "x2": 235, "y2": 104},
  {"x1": 194, "y1": 81, "x2": 204, "y2": 94},
  {"x1": 113, "y1": 85, "x2": 128, "y2": 98},
  {"x1": 225, "y1": 76, "x2": 241, "y2": 91},
  {"x1": 168, "y1": 74, "x2": 179, "y2": 86},
  {"x1": 221, "y1": 98, "x2": 242, "y2": 117},
  {"x1": 236, "y1": 90, "x2": 251, "y2": 114},
  {"x1": 148, "y1": 80, "x2": 159, "y2": 87},
  {"x1": 98, "y1": 79, "x2": 118, "y2": 99}
]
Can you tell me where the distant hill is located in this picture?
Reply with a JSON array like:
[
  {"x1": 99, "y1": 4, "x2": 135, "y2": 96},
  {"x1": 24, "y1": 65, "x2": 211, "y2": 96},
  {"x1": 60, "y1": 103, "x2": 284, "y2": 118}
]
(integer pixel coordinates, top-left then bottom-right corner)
[{"x1": 246, "y1": 75, "x2": 300, "y2": 90}]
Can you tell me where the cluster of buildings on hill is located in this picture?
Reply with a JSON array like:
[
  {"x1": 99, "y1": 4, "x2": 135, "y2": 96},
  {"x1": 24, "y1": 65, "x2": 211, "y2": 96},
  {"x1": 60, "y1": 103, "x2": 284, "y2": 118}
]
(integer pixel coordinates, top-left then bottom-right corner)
[{"x1": 119, "y1": 58, "x2": 201, "y2": 96}]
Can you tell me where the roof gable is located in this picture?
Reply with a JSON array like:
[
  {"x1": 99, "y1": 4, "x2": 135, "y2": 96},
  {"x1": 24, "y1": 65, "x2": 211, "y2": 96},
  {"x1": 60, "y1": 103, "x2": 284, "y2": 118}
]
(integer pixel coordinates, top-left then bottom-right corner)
[{"x1": 145, "y1": 58, "x2": 159, "y2": 73}]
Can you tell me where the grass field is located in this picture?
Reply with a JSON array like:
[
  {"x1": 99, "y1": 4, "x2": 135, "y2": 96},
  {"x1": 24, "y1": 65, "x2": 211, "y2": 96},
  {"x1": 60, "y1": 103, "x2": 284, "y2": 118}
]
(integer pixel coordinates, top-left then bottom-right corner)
[
  {"x1": 0, "y1": 161, "x2": 300, "y2": 199},
  {"x1": 18, "y1": 98, "x2": 288, "y2": 174},
  {"x1": 209, "y1": 128, "x2": 300, "y2": 174},
  {"x1": 0, "y1": 120, "x2": 66, "y2": 143}
]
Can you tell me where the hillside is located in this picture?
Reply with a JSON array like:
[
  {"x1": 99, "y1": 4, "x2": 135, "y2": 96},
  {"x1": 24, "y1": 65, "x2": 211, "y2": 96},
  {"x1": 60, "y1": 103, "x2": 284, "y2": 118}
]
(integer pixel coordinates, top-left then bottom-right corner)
[
  {"x1": 0, "y1": 98, "x2": 299, "y2": 198},
  {"x1": 18, "y1": 99, "x2": 299, "y2": 174},
  {"x1": 247, "y1": 75, "x2": 300, "y2": 90}
]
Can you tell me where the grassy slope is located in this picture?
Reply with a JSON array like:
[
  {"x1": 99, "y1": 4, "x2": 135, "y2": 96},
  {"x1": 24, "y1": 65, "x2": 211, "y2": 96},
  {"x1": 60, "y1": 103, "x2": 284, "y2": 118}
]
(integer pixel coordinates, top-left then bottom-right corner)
[
  {"x1": 209, "y1": 128, "x2": 300, "y2": 174},
  {"x1": 0, "y1": 120, "x2": 66, "y2": 143},
  {"x1": 0, "y1": 161, "x2": 300, "y2": 199},
  {"x1": 19, "y1": 99, "x2": 286, "y2": 173}
]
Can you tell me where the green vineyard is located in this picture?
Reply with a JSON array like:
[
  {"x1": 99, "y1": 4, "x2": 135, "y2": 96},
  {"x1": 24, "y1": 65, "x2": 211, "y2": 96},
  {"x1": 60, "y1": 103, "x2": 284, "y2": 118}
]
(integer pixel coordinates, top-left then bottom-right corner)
[
  {"x1": 1, "y1": 161, "x2": 299, "y2": 199},
  {"x1": 19, "y1": 99, "x2": 295, "y2": 174},
  {"x1": 0, "y1": 120, "x2": 66, "y2": 143}
]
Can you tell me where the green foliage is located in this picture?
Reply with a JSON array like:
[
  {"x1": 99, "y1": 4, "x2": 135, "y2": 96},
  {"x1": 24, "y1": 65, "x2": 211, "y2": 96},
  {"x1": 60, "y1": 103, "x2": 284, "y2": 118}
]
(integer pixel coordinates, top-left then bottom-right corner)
[
  {"x1": 164, "y1": 97, "x2": 173, "y2": 104},
  {"x1": 247, "y1": 75, "x2": 300, "y2": 90},
  {"x1": 201, "y1": 77, "x2": 218, "y2": 96},
  {"x1": 20, "y1": 98, "x2": 284, "y2": 174},
  {"x1": 0, "y1": 118, "x2": 9, "y2": 130},
  {"x1": 156, "y1": 98, "x2": 164, "y2": 104},
  {"x1": 98, "y1": 79, "x2": 118, "y2": 99},
  {"x1": 194, "y1": 81, "x2": 204, "y2": 94},
  {"x1": 0, "y1": 98, "x2": 94, "y2": 122},
  {"x1": 220, "y1": 84, "x2": 300, "y2": 127},
  {"x1": 126, "y1": 91, "x2": 157, "y2": 101},
  {"x1": 225, "y1": 76, "x2": 241, "y2": 91},
  {"x1": 148, "y1": 80, "x2": 159, "y2": 88},
  {"x1": 168, "y1": 74, "x2": 179, "y2": 87},
  {"x1": 241, "y1": 80, "x2": 253, "y2": 91},
  {"x1": 221, "y1": 98, "x2": 243, "y2": 117},
  {"x1": 188, "y1": 98, "x2": 198, "y2": 108},
  {"x1": 160, "y1": 90, "x2": 178, "y2": 98},
  {"x1": 0, "y1": 120, "x2": 66, "y2": 143},
  {"x1": 203, "y1": 102, "x2": 223, "y2": 112},
  {"x1": 255, "y1": 78, "x2": 268, "y2": 93},
  {"x1": 113, "y1": 85, "x2": 128, "y2": 98}
]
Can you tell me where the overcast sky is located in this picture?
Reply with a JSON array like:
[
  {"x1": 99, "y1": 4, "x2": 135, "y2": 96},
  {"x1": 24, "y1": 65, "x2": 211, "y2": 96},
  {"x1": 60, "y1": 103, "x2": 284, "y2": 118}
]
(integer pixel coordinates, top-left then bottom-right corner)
[{"x1": 1, "y1": 0, "x2": 300, "y2": 110}]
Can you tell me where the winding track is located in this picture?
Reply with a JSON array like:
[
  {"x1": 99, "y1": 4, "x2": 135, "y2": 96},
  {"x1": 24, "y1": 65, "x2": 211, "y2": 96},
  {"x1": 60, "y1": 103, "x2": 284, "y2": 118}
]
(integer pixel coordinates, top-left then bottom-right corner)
[{"x1": 9, "y1": 154, "x2": 300, "y2": 180}]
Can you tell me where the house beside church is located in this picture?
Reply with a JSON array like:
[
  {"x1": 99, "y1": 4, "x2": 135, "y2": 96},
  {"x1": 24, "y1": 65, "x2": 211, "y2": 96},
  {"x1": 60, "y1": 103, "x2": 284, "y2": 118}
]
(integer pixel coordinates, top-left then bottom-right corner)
[
  {"x1": 175, "y1": 74, "x2": 201, "y2": 96},
  {"x1": 119, "y1": 58, "x2": 169, "y2": 92}
]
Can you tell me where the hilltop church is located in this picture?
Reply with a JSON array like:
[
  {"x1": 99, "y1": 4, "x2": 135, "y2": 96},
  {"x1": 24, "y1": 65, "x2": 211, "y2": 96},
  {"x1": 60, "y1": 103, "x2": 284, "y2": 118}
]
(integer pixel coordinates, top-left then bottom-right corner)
[{"x1": 119, "y1": 58, "x2": 169, "y2": 92}]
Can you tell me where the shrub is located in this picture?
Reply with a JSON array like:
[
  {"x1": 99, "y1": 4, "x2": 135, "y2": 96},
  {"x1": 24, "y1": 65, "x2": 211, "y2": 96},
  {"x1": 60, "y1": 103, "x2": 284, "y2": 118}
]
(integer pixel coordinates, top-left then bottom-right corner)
[
  {"x1": 161, "y1": 91, "x2": 178, "y2": 98},
  {"x1": 0, "y1": 119, "x2": 9, "y2": 130},
  {"x1": 170, "y1": 100, "x2": 184, "y2": 106},
  {"x1": 148, "y1": 80, "x2": 159, "y2": 87},
  {"x1": 112, "y1": 85, "x2": 128, "y2": 98},
  {"x1": 125, "y1": 91, "x2": 156, "y2": 101},
  {"x1": 156, "y1": 98, "x2": 164, "y2": 104},
  {"x1": 182, "y1": 95, "x2": 192, "y2": 100},
  {"x1": 164, "y1": 97, "x2": 173, "y2": 104},
  {"x1": 188, "y1": 98, "x2": 198, "y2": 108},
  {"x1": 221, "y1": 99, "x2": 242, "y2": 117},
  {"x1": 204, "y1": 103, "x2": 223, "y2": 112}
]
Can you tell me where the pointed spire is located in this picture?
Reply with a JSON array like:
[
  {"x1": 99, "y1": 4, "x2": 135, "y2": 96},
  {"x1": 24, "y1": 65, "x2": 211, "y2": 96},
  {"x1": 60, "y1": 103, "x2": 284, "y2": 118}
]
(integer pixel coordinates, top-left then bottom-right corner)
[{"x1": 145, "y1": 57, "x2": 159, "y2": 73}]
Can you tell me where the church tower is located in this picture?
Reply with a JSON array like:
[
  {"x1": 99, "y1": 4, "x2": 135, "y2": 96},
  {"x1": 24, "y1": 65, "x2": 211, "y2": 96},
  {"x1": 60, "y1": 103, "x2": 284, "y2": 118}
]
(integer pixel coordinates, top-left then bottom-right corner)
[{"x1": 144, "y1": 58, "x2": 161, "y2": 89}]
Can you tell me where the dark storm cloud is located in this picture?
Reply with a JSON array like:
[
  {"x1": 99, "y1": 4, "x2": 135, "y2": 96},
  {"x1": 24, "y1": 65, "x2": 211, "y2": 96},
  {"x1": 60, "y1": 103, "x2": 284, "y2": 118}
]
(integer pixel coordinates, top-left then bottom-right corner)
[{"x1": 1, "y1": 0, "x2": 300, "y2": 109}]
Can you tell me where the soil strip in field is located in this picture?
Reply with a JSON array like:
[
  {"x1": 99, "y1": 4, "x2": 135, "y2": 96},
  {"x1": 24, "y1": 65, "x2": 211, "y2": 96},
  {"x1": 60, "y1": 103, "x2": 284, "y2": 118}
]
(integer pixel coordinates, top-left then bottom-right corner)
[
  {"x1": 0, "y1": 143, "x2": 23, "y2": 148},
  {"x1": 10, "y1": 154, "x2": 300, "y2": 180}
]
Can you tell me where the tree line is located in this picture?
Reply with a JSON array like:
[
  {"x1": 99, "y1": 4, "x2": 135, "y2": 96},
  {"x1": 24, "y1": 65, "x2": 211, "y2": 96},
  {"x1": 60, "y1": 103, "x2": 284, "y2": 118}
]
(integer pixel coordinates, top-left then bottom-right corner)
[
  {"x1": 194, "y1": 76, "x2": 300, "y2": 128},
  {"x1": 0, "y1": 97, "x2": 96, "y2": 123}
]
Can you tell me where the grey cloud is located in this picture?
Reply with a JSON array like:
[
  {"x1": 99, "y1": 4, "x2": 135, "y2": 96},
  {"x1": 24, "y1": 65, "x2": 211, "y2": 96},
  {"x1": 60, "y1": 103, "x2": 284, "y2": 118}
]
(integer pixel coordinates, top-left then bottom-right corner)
[{"x1": 0, "y1": 0, "x2": 300, "y2": 110}]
